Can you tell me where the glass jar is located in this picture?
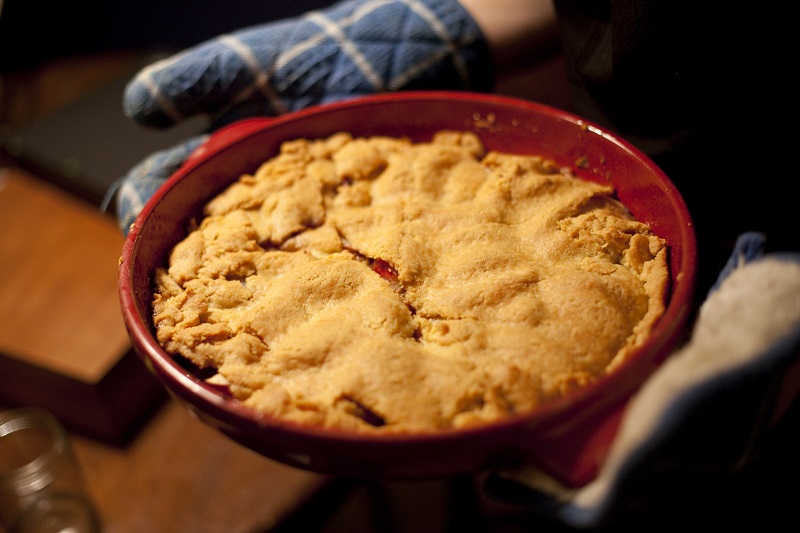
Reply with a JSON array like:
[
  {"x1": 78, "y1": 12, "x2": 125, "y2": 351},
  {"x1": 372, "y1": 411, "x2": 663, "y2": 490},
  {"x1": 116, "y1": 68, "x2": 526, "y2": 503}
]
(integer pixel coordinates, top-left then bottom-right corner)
[{"x1": 0, "y1": 407, "x2": 99, "y2": 533}]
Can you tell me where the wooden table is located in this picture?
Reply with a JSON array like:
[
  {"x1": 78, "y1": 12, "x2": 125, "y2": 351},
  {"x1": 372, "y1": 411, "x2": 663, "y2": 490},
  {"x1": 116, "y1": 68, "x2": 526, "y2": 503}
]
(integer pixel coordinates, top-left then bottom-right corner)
[
  {"x1": 0, "y1": 166, "x2": 331, "y2": 532},
  {"x1": 0, "y1": 167, "x2": 165, "y2": 442},
  {"x1": 70, "y1": 399, "x2": 330, "y2": 533}
]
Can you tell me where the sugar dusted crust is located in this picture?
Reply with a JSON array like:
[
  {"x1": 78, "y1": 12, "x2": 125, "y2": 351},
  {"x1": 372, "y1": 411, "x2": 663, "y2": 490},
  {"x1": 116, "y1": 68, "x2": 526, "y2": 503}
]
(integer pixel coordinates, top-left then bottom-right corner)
[{"x1": 152, "y1": 131, "x2": 669, "y2": 433}]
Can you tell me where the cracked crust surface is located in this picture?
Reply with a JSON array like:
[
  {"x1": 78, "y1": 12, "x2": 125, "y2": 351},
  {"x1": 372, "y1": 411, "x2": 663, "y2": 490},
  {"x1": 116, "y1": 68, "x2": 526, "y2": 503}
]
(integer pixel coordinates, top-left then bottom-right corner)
[{"x1": 152, "y1": 131, "x2": 669, "y2": 433}]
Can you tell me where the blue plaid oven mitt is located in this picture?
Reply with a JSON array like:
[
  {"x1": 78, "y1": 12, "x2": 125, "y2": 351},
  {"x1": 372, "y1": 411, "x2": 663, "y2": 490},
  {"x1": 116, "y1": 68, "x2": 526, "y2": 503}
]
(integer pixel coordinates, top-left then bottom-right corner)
[
  {"x1": 113, "y1": 0, "x2": 800, "y2": 527},
  {"x1": 114, "y1": 0, "x2": 491, "y2": 233}
]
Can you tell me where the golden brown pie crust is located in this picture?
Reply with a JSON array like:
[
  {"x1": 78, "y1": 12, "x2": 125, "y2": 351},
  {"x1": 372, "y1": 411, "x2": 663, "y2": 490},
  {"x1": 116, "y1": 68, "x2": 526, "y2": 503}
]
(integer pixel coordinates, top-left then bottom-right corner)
[{"x1": 152, "y1": 131, "x2": 669, "y2": 433}]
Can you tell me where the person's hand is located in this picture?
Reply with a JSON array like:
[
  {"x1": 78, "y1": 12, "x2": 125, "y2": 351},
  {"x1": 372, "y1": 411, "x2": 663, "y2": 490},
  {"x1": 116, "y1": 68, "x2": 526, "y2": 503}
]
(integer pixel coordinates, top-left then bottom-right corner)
[
  {"x1": 114, "y1": 0, "x2": 494, "y2": 234},
  {"x1": 483, "y1": 232, "x2": 800, "y2": 530}
]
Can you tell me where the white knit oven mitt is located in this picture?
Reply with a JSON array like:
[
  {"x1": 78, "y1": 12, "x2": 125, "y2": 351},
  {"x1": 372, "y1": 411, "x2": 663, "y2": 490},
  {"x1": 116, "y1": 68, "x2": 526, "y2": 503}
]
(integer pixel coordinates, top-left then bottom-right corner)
[
  {"x1": 114, "y1": 0, "x2": 492, "y2": 234},
  {"x1": 483, "y1": 231, "x2": 800, "y2": 529}
]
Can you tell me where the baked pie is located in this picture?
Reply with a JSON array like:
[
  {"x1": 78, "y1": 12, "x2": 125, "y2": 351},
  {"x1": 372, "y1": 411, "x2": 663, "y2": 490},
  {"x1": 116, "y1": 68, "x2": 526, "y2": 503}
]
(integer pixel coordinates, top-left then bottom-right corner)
[{"x1": 152, "y1": 130, "x2": 669, "y2": 433}]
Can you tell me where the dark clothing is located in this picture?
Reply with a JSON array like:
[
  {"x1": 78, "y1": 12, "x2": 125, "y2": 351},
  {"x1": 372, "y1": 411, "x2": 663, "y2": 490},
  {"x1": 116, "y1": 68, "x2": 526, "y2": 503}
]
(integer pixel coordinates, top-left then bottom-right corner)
[
  {"x1": 553, "y1": 1, "x2": 795, "y2": 295},
  {"x1": 0, "y1": 0, "x2": 335, "y2": 69}
]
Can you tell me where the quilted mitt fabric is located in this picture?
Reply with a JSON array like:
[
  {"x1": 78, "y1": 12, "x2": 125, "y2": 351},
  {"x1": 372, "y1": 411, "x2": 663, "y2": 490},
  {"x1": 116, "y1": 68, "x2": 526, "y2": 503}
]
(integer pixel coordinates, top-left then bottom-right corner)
[
  {"x1": 123, "y1": 0, "x2": 493, "y2": 130},
  {"x1": 115, "y1": 0, "x2": 491, "y2": 233}
]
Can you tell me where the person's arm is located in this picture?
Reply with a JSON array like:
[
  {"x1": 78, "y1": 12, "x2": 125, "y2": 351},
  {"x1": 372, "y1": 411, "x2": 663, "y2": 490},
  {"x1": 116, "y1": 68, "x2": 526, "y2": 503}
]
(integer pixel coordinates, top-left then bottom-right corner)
[{"x1": 458, "y1": 0, "x2": 559, "y2": 75}]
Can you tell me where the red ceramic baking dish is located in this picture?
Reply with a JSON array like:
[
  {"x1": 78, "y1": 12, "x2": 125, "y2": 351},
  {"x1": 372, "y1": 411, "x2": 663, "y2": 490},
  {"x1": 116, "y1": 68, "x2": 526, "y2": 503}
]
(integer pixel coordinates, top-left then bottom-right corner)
[{"x1": 118, "y1": 91, "x2": 697, "y2": 488}]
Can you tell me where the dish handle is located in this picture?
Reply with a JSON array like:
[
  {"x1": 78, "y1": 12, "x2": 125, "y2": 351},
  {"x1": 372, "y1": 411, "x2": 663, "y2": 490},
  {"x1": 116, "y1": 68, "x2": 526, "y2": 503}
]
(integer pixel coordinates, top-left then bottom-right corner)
[{"x1": 183, "y1": 118, "x2": 276, "y2": 168}]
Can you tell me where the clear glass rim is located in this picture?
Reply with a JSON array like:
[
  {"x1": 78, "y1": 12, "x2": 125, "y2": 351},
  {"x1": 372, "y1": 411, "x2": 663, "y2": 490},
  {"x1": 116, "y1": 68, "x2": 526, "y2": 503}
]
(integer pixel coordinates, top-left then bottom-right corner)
[{"x1": 0, "y1": 407, "x2": 67, "y2": 484}]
